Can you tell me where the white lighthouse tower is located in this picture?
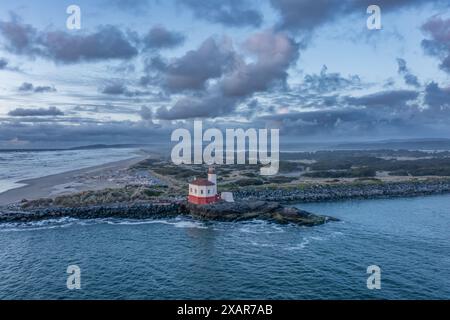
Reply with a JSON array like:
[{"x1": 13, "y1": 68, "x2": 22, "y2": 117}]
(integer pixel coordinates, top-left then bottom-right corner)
[{"x1": 207, "y1": 167, "x2": 217, "y2": 195}]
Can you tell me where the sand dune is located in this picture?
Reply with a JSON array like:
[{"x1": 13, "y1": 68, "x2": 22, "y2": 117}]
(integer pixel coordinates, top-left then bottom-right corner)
[{"x1": 0, "y1": 156, "x2": 147, "y2": 206}]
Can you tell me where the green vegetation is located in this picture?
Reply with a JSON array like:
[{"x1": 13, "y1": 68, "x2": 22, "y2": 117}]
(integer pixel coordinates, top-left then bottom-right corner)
[
  {"x1": 22, "y1": 185, "x2": 170, "y2": 208},
  {"x1": 280, "y1": 150, "x2": 450, "y2": 177},
  {"x1": 264, "y1": 176, "x2": 298, "y2": 184},
  {"x1": 241, "y1": 172, "x2": 258, "y2": 178},
  {"x1": 304, "y1": 167, "x2": 376, "y2": 178},
  {"x1": 234, "y1": 178, "x2": 265, "y2": 187},
  {"x1": 279, "y1": 161, "x2": 304, "y2": 173}
]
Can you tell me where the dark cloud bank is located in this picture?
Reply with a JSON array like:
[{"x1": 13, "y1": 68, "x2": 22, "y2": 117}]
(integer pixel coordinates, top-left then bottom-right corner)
[
  {"x1": 8, "y1": 106, "x2": 64, "y2": 117},
  {"x1": 179, "y1": 0, "x2": 263, "y2": 28},
  {"x1": 270, "y1": 0, "x2": 449, "y2": 32},
  {"x1": 0, "y1": 14, "x2": 185, "y2": 64},
  {"x1": 422, "y1": 16, "x2": 450, "y2": 74},
  {"x1": 18, "y1": 82, "x2": 56, "y2": 93},
  {"x1": 0, "y1": 16, "x2": 138, "y2": 63}
]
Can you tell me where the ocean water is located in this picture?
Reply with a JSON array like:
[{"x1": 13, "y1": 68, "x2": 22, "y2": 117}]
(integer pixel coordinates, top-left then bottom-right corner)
[
  {"x1": 0, "y1": 148, "x2": 140, "y2": 193},
  {"x1": 0, "y1": 195, "x2": 449, "y2": 300}
]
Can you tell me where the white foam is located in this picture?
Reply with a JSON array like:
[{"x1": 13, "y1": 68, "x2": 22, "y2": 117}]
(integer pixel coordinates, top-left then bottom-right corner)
[
  {"x1": 101, "y1": 218, "x2": 208, "y2": 229},
  {"x1": 284, "y1": 238, "x2": 310, "y2": 250},
  {"x1": 0, "y1": 217, "x2": 80, "y2": 232},
  {"x1": 238, "y1": 220, "x2": 286, "y2": 234},
  {"x1": 284, "y1": 231, "x2": 345, "y2": 251},
  {"x1": 172, "y1": 221, "x2": 208, "y2": 229},
  {"x1": 249, "y1": 240, "x2": 277, "y2": 248}
]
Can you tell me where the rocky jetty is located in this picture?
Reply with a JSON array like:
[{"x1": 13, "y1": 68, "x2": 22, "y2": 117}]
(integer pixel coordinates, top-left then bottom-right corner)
[
  {"x1": 185, "y1": 201, "x2": 337, "y2": 226},
  {"x1": 0, "y1": 200, "x2": 336, "y2": 227},
  {"x1": 0, "y1": 202, "x2": 184, "y2": 224},
  {"x1": 234, "y1": 179, "x2": 450, "y2": 202}
]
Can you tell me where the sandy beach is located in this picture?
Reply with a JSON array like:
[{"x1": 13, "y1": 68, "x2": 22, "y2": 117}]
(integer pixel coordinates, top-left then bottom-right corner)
[{"x1": 0, "y1": 156, "x2": 148, "y2": 206}]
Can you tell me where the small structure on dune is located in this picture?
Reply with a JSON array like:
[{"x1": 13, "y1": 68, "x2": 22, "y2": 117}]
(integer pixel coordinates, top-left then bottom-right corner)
[{"x1": 188, "y1": 167, "x2": 233, "y2": 205}]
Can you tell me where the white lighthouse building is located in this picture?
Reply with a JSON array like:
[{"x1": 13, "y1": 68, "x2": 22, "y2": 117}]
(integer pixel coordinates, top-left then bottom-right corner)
[{"x1": 188, "y1": 167, "x2": 220, "y2": 205}]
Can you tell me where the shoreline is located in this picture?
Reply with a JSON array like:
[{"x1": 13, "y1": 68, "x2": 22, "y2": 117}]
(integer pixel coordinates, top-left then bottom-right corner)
[{"x1": 0, "y1": 156, "x2": 148, "y2": 206}]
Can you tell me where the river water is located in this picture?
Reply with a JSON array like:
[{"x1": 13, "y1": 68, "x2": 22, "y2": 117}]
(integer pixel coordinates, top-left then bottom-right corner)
[{"x1": 0, "y1": 194, "x2": 448, "y2": 299}]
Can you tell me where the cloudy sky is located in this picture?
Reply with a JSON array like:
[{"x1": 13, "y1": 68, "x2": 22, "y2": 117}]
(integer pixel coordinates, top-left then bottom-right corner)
[{"x1": 0, "y1": 0, "x2": 449, "y2": 148}]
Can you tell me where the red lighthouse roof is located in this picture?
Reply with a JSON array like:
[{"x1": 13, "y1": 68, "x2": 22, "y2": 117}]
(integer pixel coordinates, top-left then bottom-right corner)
[{"x1": 190, "y1": 178, "x2": 215, "y2": 186}]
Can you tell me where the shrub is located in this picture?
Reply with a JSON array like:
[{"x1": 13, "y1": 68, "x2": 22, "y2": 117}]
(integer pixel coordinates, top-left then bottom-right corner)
[{"x1": 234, "y1": 178, "x2": 265, "y2": 186}]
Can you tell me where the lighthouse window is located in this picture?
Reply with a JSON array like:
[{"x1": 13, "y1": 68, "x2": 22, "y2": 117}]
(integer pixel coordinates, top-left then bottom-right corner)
[
  {"x1": 201, "y1": 190, "x2": 204, "y2": 194},
  {"x1": 208, "y1": 189, "x2": 210, "y2": 194}
]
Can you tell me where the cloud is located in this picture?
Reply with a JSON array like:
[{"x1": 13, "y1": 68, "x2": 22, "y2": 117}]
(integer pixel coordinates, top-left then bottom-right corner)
[
  {"x1": 421, "y1": 16, "x2": 450, "y2": 74},
  {"x1": 143, "y1": 25, "x2": 185, "y2": 50},
  {"x1": 424, "y1": 82, "x2": 450, "y2": 109},
  {"x1": 154, "y1": 37, "x2": 237, "y2": 92},
  {"x1": 8, "y1": 106, "x2": 64, "y2": 117},
  {"x1": 18, "y1": 82, "x2": 56, "y2": 93},
  {"x1": 221, "y1": 30, "x2": 299, "y2": 97},
  {"x1": 270, "y1": 0, "x2": 346, "y2": 32},
  {"x1": 0, "y1": 15, "x2": 138, "y2": 64},
  {"x1": 179, "y1": 0, "x2": 263, "y2": 28},
  {"x1": 259, "y1": 109, "x2": 375, "y2": 137},
  {"x1": 346, "y1": 90, "x2": 419, "y2": 108},
  {"x1": 255, "y1": 89, "x2": 424, "y2": 138},
  {"x1": 0, "y1": 13, "x2": 37, "y2": 55},
  {"x1": 101, "y1": 83, "x2": 129, "y2": 95},
  {"x1": 139, "y1": 55, "x2": 166, "y2": 86},
  {"x1": 0, "y1": 120, "x2": 169, "y2": 149},
  {"x1": 396, "y1": 58, "x2": 420, "y2": 87},
  {"x1": 256, "y1": 103, "x2": 439, "y2": 140},
  {"x1": 72, "y1": 104, "x2": 136, "y2": 115},
  {"x1": 34, "y1": 86, "x2": 55, "y2": 93},
  {"x1": 154, "y1": 30, "x2": 299, "y2": 120},
  {"x1": 139, "y1": 106, "x2": 153, "y2": 121},
  {"x1": 240, "y1": 65, "x2": 364, "y2": 114},
  {"x1": 18, "y1": 82, "x2": 33, "y2": 91},
  {"x1": 261, "y1": 108, "x2": 413, "y2": 140},
  {"x1": 0, "y1": 58, "x2": 8, "y2": 69},
  {"x1": 109, "y1": 0, "x2": 150, "y2": 13},
  {"x1": 0, "y1": 56, "x2": 21, "y2": 72},
  {"x1": 156, "y1": 94, "x2": 238, "y2": 120},
  {"x1": 100, "y1": 82, "x2": 150, "y2": 97},
  {"x1": 302, "y1": 65, "x2": 362, "y2": 93},
  {"x1": 108, "y1": 62, "x2": 136, "y2": 75},
  {"x1": 270, "y1": 0, "x2": 446, "y2": 33},
  {"x1": 252, "y1": 80, "x2": 450, "y2": 139}
]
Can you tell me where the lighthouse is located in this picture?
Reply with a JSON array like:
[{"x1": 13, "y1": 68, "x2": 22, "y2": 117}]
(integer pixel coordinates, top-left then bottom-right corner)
[
  {"x1": 188, "y1": 167, "x2": 220, "y2": 205},
  {"x1": 207, "y1": 167, "x2": 217, "y2": 195}
]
